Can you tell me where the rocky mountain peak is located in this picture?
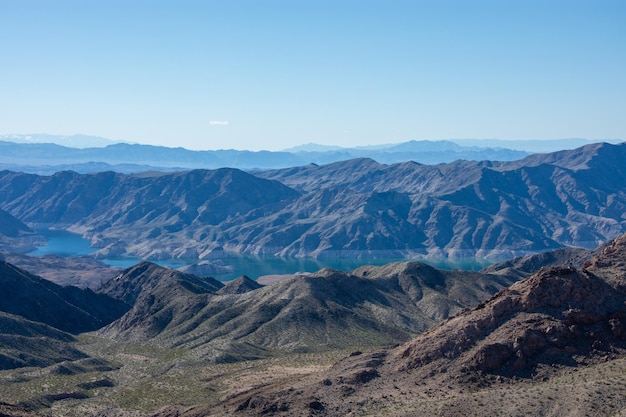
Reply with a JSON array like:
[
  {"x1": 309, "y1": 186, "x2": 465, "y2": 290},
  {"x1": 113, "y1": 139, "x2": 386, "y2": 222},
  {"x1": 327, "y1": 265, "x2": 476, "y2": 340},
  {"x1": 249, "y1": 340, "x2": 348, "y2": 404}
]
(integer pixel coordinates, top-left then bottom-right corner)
[
  {"x1": 98, "y1": 261, "x2": 223, "y2": 306},
  {"x1": 393, "y1": 234, "x2": 626, "y2": 380},
  {"x1": 217, "y1": 275, "x2": 263, "y2": 295}
]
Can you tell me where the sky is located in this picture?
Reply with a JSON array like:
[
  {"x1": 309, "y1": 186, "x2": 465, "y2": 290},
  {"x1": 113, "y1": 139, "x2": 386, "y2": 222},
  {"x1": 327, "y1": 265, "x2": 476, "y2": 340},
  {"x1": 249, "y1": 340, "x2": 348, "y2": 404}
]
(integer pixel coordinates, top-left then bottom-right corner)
[{"x1": 1, "y1": 0, "x2": 625, "y2": 151}]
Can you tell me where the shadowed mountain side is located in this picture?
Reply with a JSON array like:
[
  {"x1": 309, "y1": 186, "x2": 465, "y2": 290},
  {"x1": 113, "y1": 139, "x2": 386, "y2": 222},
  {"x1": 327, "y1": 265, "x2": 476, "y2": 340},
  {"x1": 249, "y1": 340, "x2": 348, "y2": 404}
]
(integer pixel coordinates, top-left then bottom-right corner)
[
  {"x1": 0, "y1": 209, "x2": 32, "y2": 237},
  {"x1": 221, "y1": 233, "x2": 626, "y2": 417},
  {"x1": 0, "y1": 261, "x2": 129, "y2": 334},
  {"x1": 97, "y1": 262, "x2": 516, "y2": 363},
  {"x1": 0, "y1": 209, "x2": 44, "y2": 253},
  {"x1": 0, "y1": 311, "x2": 87, "y2": 370}
]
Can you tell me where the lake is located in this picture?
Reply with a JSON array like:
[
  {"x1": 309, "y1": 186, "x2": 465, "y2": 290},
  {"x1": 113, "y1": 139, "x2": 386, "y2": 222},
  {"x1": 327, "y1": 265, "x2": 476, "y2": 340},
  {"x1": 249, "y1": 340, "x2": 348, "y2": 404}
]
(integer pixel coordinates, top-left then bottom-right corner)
[{"x1": 29, "y1": 228, "x2": 496, "y2": 281}]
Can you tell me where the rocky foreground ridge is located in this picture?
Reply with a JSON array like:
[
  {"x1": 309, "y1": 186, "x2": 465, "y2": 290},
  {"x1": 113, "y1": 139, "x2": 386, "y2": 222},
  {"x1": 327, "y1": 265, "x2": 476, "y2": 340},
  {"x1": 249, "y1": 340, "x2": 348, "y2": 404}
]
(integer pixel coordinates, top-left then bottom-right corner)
[
  {"x1": 204, "y1": 233, "x2": 626, "y2": 417},
  {"x1": 0, "y1": 142, "x2": 624, "y2": 260}
]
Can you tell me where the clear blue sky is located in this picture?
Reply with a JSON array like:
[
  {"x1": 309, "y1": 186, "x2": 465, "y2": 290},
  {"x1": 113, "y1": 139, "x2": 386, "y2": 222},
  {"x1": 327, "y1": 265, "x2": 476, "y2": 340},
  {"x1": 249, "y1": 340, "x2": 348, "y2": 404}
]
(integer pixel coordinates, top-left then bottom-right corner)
[{"x1": 1, "y1": 0, "x2": 625, "y2": 151}]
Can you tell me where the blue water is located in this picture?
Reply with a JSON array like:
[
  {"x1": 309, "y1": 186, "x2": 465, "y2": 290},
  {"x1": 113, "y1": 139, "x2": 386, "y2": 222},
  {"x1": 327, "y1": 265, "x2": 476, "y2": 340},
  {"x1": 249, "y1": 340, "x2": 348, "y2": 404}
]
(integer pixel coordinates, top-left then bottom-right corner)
[
  {"x1": 29, "y1": 228, "x2": 496, "y2": 280},
  {"x1": 29, "y1": 228, "x2": 95, "y2": 257}
]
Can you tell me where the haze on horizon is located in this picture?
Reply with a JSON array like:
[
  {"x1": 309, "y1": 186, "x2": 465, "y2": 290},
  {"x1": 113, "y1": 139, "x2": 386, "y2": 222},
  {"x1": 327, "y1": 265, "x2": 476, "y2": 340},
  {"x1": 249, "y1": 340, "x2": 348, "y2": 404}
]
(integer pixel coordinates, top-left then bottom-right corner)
[{"x1": 1, "y1": 0, "x2": 625, "y2": 151}]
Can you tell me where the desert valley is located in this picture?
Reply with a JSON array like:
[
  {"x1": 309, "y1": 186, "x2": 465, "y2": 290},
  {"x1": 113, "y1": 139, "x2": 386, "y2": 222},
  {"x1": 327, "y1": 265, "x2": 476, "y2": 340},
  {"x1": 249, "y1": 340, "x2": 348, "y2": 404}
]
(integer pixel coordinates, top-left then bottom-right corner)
[{"x1": 1, "y1": 140, "x2": 626, "y2": 416}]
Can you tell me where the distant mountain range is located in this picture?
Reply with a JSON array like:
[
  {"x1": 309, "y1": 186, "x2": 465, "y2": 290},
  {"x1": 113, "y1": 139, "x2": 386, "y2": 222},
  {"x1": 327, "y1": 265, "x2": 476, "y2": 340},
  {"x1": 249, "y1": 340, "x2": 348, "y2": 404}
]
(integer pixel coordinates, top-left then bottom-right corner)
[
  {"x1": 5, "y1": 135, "x2": 617, "y2": 175},
  {"x1": 0, "y1": 137, "x2": 531, "y2": 174},
  {"x1": 1, "y1": 142, "x2": 624, "y2": 260},
  {"x1": 0, "y1": 134, "x2": 120, "y2": 148}
]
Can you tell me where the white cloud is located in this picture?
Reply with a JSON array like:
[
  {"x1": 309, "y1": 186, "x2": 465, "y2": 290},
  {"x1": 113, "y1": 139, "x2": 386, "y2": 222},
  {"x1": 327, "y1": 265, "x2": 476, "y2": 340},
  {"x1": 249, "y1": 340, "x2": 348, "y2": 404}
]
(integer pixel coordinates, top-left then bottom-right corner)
[{"x1": 209, "y1": 120, "x2": 229, "y2": 126}]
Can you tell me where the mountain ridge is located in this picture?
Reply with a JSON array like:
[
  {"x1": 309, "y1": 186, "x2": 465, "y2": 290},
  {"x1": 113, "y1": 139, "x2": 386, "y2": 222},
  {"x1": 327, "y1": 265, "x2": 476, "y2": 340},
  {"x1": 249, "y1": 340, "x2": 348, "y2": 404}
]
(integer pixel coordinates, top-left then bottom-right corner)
[
  {"x1": 210, "y1": 232, "x2": 626, "y2": 417},
  {"x1": 0, "y1": 138, "x2": 533, "y2": 174},
  {"x1": 0, "y1": 311, "x2": 88, "y2": 370},
  {"x1": 97, "y1": 261, "x2": 516, "y2": 362},
  {"x1": 1, "y1": 142, "x2": 625, "y2": 260},
  {"x1": 0, "y1": 260, "x2": 129, "y2": 334},
  {"x1": 0, "y1": 209, "x2": 43, "y2": 253}
]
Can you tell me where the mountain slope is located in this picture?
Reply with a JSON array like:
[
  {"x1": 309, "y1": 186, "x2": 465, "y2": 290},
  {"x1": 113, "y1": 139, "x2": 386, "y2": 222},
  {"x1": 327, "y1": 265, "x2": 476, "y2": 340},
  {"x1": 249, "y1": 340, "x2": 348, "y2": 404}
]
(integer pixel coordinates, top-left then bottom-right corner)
[
  {"x1": 98, "y1": 261, "x2": 515, "y2": 362},
  {"x1": 0, "y1": 209, "x2": 43, "y2": 253},
  {"x1": 0, "y1": 167, "x2": 300, "y2": 260},
  {"x1": 0, "y1": 261, "x2": 129, "y2": 334},
  {"x1": 222, "y1": 186, "x2": 428, "y2": 257},
  {"x1": 97, "y1": 262, "x2": 225, "y2": 342},
  {"x1": 222, "y1": 233, "x2": 626, "y2": 417},
  {"x1": 0, "y1": 311, "x2": 87, "y2": 370},
  {"x1": 1, "y1": 142, "x2": 625, "y2": 259},
  {"x1": 253, "y1": 142, "x2": 626, "y2": 257}
]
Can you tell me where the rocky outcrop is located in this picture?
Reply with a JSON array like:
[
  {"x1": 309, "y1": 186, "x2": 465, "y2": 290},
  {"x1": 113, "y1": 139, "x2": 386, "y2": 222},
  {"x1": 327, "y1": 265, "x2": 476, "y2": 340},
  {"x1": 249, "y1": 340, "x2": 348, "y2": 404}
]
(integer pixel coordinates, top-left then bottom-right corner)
[
  {"x1": 482, "y1": 245, "x2": 599, "y2": 280},
  {"x1": 394, "y1": 265, "x2": 626, "y2": 378}
]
